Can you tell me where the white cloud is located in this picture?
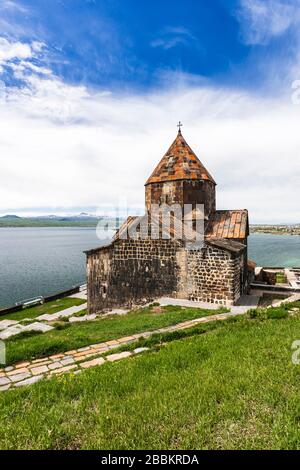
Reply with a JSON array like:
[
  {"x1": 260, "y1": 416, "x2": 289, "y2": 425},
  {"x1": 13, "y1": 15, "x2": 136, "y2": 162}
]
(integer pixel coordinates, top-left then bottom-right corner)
[
  {"x1": 0, "y1": 37, "x2": 47, "y2": 75},
  {"x1": 151, "y1": 26, "x2": 200, "y2": 51},
  {"x1": 237, "y1": 0, "x2": 300, "y2": 45},
  {"x1": 0, "y1": 1, "x2": 27, "y2": 13},
  {"x1": 0, "y1": 38, "x2": 299, "y2": 224},
  {"x1": 0, "y1": 37, "x2": 32, "y2": 63}
]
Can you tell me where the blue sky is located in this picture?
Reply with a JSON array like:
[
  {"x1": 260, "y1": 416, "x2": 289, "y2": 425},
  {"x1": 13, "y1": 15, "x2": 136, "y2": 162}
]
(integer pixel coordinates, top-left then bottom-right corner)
[
  {"x1": 0, "y1": 0, "x2": 300, "y2": 222},
  {"x1": 1, "y1": 0, "x2": 298, "y2": 91}
]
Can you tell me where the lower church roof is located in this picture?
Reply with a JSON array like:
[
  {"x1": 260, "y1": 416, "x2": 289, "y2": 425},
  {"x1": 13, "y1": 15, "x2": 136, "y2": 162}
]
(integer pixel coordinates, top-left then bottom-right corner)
[
  {"x1": 205, "y1": 210, "x2": 249, "y2": 240},
  {"x1": 85, "y1": 209, "x2": 248, "y2": 256}
]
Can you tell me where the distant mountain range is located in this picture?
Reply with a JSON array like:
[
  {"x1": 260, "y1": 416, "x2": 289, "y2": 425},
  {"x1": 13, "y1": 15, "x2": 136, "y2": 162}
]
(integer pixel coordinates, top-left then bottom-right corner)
[{"x1": 0, "y1": 214, "x2": 123, "y2": 228}]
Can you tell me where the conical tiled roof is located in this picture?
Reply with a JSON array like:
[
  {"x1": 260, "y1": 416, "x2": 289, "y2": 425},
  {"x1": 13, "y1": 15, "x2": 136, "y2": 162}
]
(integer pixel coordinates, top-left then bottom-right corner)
[{"x1": 145, "y1": 130, "x2": 216, "y2": 185}]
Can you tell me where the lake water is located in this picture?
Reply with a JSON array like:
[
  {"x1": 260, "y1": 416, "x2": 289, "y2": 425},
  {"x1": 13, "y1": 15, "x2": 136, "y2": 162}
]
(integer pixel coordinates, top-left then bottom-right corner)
[{"x1": 0, "y1": 228, "x2": 299, "y2": 308}]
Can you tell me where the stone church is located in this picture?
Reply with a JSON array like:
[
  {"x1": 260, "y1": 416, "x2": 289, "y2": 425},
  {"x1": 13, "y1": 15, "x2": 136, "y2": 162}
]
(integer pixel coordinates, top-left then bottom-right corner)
[{"x1": 86, "y1": 127, "x2": 250, "y2": 314}]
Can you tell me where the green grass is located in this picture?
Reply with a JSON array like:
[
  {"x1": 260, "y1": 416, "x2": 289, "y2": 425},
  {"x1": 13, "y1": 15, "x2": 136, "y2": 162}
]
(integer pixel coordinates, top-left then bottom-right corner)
[
  {"x1": 276, "y1": 273, "x2": 286, "y2": 284},
  {"x1": 0, "y1": 297, "x2": 86, "y2": 322},
  {"x1": 1, "y1": 309, "x2": 300, "y2": 449},
  {"x1": 4, "y1": 305, "x2": 226, "y2": 366}
]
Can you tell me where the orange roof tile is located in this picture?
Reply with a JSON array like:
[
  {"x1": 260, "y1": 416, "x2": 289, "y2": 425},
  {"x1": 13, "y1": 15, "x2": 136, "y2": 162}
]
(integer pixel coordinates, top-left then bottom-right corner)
[
  {"x1": 145, "y1": 131, "x2": 216, "y2": 185},
  {"x1": 205, "y1": 210, "x2": 249, "y2": 240}
]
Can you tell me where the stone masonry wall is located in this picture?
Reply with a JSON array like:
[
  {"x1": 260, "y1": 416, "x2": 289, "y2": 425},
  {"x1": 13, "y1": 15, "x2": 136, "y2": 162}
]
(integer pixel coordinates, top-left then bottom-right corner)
[
  {"x1": 87, "y1": 246, "x2": 112, "y2": 314},
  {"x1": 185, "y1": 244, "x2": 243, "y2": 305},
  {"x1": 87, "y1": 240, "x2": 245, "y2": 314},
  {"x1": 87, "y1": 239, "x2": 180, "y2": 314},
  {"x1": 145, "y1": 179, "x2": 216, "y2": 220}
]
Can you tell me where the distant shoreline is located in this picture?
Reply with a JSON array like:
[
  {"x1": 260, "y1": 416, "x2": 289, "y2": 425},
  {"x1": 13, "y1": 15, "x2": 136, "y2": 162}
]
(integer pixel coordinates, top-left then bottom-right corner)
[
  {"x1": 0, "y1": 221, "x2": 99, "y2": 228},
  {"x1": 0, "y1": 216, "x2": 122, "y2": 229},
  {"x1": 0, "y1": 218, "x2": 299, "y2": 234},
  {"x1": 251, "y1": 228, "x2": 300, "y2": 236}
]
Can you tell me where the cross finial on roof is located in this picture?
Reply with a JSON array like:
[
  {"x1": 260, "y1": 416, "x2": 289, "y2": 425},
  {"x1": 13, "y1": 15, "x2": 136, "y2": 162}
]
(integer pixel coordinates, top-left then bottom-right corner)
[{"x1": 177, "y1": 121, "x2": 183, "y2": 134}]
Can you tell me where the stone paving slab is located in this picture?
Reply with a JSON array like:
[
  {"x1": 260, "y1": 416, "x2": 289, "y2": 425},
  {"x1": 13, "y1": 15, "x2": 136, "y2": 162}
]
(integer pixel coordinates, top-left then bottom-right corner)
[
  {"x1": 0, "y1": 320, "x2": 19, "y2": 331},
  {"x1": 9, "y1": 372, "x2": 31, "y2": 383},
  {"x1": 0, "y1": 300, "x2": 87, "y2": 340},
  {"x1": 60, "y1": 357, "x2": 75, "y2": 366},
  {"x1": 80, "y1": 357, "x2": 105, "y2": 369},
  {"x1": 0, "y1": 377, "x2": 11, "y2": 386},
  {"x1": 0, "y1": 322, "x2": 54, "y2": 340},
  {"x1": 0, "y1": 384, "x2": 11, "y2": 391},
  {"x1": 69, "y1": 291, "x2": 87, "y2": 300},
  {"x1": 157, "y1": 295, "x2": 260, "y2": 314},
  {"x1": 50, "y1": 364, "x2": 77, "y2": 375},
  {"x1": 69, "y1": 314, "x2": 97, "y2": 323},
  {"x1": 272, "y1": 293, "x2": 300, "y2": 308},
  {"x1": 31, "y1": 357, "x2": 50, "y2": 364},
  {"x1": 14, "y1": 375, "x2": 43, "y2": 387},
  {"x1": 0, "y1": 325, "x2": 24, "y2": 340},
  {"x1": 36, "y1": 303, "x2": 88, "y2": 322},
  {"x1": 106, "y1": 351, "x2": 132, "y2": 362},
  {"x1": 31, "y1": 365, "x2": 49, "y2": 375},
  {"x1": 48, "y1": 362, "x2": 63, "y2": 370},
  {"x1": 15, "y1": 361, "x2": 31, "y2": 369},
  {"x1": 24, "y1": 322, "x2": 54, "y2": 333},
  {"x1": 7, "y1": 367, "x2": 29, "y2": 376}
]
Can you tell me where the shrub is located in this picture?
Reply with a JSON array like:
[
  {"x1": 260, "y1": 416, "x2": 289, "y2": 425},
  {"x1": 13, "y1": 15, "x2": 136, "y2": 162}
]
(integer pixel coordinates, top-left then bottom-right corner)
[
  {"x1": 266, "y1": 308, "x2": 288, "y2": 319},
  {"x1": 54, "y1": 322, "x2": 72, "y2": 331},
  {"x1": 248, "y1": 307, "x2": 288, "y2": 320}
]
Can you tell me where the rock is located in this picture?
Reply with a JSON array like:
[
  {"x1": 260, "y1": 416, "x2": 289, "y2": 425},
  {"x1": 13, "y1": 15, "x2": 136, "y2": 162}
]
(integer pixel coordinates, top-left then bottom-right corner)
[{"x1": 133, "y1": 347, "x2": 149, "y2": 354}]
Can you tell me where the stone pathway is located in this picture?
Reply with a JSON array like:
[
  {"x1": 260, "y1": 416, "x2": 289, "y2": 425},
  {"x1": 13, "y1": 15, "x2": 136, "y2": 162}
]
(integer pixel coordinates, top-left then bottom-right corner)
[
  {"x1": 0, "y1": 303, "x2": 88, "y2": 340},
  {"x1": 0, "y1": 322, "x2": 54, "y2": 340},
  {"x1": 271, "y1": 293, "x2": 300, "y2": 308},
  {"x1": 0, "y1": 319, "x2": 19, "y2": 331},
  {"x1": 36, "y1": 303, "x2": 87, "y2": 322},
  {"x1": 69, "y1": 285, "x2": 87, "y2": 300},
  {"x1": 0, "y1": 308, "x2": 244, "y2": 392},
  {"x1": 157, "y1": 294, "x2": 260, "y2": 314}
]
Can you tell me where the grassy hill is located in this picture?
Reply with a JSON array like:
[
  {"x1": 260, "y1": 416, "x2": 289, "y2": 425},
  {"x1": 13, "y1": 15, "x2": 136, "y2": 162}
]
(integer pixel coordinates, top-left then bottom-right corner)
[{"x1": 1, "y1": 300, "x2": 300, "y2": 449}]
